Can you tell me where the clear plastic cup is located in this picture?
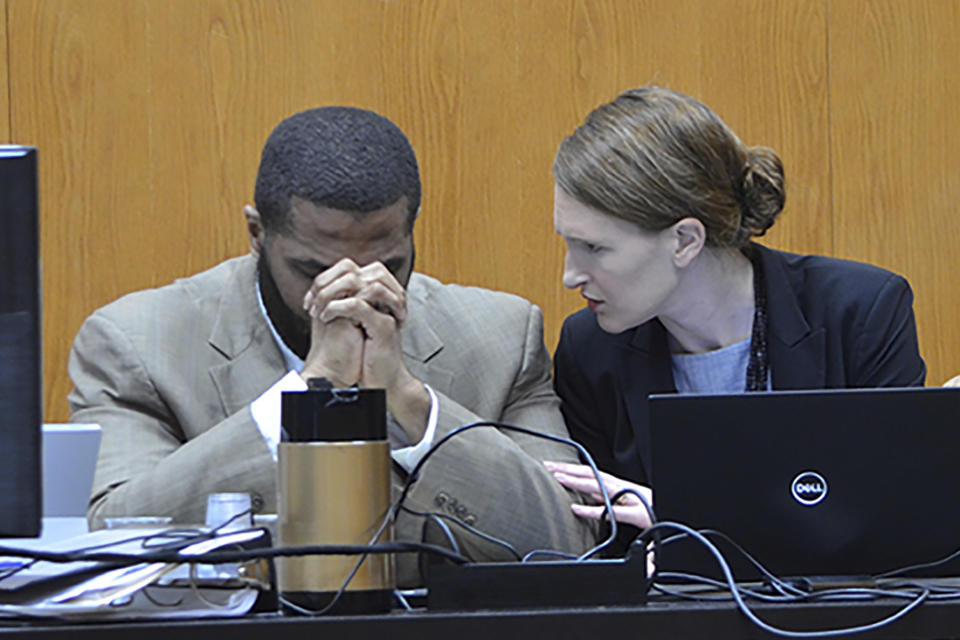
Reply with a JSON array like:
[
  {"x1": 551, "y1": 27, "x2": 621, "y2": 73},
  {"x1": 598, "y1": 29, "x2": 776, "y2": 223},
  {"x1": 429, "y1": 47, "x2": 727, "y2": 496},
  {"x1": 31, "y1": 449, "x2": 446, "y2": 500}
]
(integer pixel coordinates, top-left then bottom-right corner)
[{"x1": 205, "y1": 492, "x2": 253, "y2": 532}]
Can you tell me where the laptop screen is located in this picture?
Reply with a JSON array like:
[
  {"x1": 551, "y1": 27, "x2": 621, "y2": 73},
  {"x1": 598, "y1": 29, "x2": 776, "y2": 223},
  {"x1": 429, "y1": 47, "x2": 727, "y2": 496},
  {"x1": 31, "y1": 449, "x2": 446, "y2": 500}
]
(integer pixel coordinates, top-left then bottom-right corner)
[
  {"x1": 649, "y1": 387, "x2": 960, "y2": 581},
  {"x1": 42, "y1": 423, "x2": 101, "y2": 518}
]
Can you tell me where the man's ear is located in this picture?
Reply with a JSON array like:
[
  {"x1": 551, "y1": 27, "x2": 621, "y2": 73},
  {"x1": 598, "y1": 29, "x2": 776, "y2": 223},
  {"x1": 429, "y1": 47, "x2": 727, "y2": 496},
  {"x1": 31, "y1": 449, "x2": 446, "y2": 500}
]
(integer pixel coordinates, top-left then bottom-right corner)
[
  {"x1": 244, "y1": 205, "x2": 265, "y2": 258},
  {"x1": 671, "y1": 217, "x2": 706, "y2": 268}
]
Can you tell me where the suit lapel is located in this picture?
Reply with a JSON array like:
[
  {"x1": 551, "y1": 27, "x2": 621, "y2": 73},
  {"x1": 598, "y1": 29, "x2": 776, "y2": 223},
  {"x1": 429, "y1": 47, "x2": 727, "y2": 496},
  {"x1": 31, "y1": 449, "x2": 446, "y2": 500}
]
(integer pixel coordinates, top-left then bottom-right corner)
[
  {"x1": 759, "y1": 246, "x2": 826, "y2": 389},
  {"x1": 207, "y1": 256, "x2": 287, "y2": 417},
  {"x1": 400, "y1": 274, "x2": 455, "y2": 395}
]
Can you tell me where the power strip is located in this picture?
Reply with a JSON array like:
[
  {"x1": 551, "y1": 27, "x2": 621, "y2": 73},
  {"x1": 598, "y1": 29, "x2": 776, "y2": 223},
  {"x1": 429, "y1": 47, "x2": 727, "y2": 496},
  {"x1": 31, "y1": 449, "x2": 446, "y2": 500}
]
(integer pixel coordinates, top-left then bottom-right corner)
[{"x1": 426, "y1": 550, "x2": 648, "y2": 611}]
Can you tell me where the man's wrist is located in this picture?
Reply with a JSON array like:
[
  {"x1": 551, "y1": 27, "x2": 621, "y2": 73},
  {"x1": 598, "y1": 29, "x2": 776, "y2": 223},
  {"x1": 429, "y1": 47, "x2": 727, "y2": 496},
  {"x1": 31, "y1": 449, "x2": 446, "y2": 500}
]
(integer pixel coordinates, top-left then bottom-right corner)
[{"x1": 388, "y1": 375, "x2": 431, "y2": 442}]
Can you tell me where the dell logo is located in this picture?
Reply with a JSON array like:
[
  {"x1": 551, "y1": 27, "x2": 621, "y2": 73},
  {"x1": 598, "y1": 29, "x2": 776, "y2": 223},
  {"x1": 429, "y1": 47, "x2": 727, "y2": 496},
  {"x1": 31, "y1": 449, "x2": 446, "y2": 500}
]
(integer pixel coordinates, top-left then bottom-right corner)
[{"x1": 791, "y1": 471, "x2": 828, "y2": 506}]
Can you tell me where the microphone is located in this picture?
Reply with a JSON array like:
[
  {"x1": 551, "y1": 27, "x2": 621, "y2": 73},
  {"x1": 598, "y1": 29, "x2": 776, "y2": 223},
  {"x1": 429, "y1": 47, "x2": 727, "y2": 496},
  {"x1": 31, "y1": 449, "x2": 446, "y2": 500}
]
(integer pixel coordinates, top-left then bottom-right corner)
[{"x1": 277, "y1": 381, "x2": 394, "y2": 613}]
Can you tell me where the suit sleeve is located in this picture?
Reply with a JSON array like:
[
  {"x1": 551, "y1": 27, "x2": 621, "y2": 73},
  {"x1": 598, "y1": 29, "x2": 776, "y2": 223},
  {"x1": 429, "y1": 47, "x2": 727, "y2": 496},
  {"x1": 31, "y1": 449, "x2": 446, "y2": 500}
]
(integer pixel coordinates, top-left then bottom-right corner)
[
  {"x1": 393, "y1": 303, "x2": 597, "y2": 578},
  {"x1": 851, "y1": 274, "x2": 926, "y2": 387},
  {"x1": 69, "y1": 311, "x2": 276, "y2": 528},
  {"x1": 552, "y1": 318, "x2": 621, "y2": 476}
]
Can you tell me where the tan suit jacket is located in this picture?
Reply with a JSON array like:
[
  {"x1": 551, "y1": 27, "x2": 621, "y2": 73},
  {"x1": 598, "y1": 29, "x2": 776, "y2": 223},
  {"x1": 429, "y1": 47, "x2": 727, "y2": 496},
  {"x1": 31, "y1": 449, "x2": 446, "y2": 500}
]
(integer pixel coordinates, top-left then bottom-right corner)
[{"x1": 68, "y1": 255, "x2": 594, "y2": 584}]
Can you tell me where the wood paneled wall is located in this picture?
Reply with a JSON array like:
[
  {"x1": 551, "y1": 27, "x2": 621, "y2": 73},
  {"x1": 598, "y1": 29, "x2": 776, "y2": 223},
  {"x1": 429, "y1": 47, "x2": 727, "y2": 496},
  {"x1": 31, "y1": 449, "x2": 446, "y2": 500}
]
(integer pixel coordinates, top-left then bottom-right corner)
[
  {"x1": 829, "y1": 0, "x2": 960, "y2": 392},
  {"x1": 0, "y1": 0, "x2": 7, "y2": 140},
  {"x1": 3, "y1": 1, "x2": 958, "y2": 422}
]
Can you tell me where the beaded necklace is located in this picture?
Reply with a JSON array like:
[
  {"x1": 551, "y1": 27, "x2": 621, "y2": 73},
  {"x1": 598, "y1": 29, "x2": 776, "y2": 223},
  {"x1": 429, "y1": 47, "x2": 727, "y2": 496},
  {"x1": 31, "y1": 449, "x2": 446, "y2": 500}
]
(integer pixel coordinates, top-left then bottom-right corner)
[{"x1": 743, "y1": 246, "x2": 769, "y2": 392}]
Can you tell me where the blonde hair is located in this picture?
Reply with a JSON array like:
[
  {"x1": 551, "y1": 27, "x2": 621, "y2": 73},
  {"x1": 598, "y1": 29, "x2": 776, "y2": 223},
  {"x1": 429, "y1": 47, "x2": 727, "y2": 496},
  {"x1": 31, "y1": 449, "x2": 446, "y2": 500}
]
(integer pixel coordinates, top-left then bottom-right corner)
[{"x1": 553, "y1": 85, "x2": 785, "y2": 248}]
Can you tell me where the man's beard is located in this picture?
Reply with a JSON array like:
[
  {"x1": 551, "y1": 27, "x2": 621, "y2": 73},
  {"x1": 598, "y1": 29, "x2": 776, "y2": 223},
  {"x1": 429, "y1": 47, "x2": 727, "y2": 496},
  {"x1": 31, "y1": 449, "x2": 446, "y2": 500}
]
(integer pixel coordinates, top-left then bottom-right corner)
[{"x1": 257, "y1": 251, "x2": 311, "y2": 359}]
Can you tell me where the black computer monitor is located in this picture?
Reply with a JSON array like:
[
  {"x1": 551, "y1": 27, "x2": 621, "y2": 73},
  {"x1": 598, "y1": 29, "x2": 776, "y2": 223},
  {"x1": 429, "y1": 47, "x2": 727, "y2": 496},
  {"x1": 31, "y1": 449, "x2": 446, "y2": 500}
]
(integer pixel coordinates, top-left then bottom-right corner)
[{"x1": 0, "y1": 145, "x2": 41, "y2": 537}]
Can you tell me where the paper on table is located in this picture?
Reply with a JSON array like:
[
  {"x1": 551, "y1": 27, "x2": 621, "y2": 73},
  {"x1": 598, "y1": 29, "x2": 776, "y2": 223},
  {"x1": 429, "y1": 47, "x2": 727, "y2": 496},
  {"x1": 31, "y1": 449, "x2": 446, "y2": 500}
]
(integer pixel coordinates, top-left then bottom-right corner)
[{"x1": 0, "y1": 527, "x2": 266, "y2": 619}]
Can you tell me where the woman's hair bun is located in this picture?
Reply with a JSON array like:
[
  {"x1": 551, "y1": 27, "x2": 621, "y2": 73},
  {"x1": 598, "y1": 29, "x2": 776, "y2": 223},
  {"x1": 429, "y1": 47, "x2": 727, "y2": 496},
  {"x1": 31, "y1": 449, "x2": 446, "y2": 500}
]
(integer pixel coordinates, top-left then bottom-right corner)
[{"x1": 737, "y1": 146, "x2": 785, "y2": 242}]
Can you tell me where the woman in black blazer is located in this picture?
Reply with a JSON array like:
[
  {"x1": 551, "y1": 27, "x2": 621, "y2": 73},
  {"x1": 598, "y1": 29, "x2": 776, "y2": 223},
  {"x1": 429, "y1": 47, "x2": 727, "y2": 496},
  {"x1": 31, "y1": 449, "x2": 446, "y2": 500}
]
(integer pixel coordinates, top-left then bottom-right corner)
[{"x1": 545, "y1": 86, "x2": 925, "y2": 537}]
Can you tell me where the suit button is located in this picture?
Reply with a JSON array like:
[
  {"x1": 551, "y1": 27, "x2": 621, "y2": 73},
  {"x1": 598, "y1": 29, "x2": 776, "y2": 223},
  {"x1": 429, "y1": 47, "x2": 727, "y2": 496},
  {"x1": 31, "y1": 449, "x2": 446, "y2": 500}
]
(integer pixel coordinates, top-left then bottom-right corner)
[{"x1": 250, "y1": 492, "x2": 265, "y2": 513}]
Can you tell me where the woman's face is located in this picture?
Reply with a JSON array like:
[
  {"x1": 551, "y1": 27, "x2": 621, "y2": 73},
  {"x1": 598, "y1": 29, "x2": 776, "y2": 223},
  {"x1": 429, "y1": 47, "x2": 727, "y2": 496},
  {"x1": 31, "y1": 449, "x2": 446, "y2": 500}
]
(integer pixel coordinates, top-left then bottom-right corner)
[{"x1": 554, "y1": 185, "x2": 680, "y2": 334}]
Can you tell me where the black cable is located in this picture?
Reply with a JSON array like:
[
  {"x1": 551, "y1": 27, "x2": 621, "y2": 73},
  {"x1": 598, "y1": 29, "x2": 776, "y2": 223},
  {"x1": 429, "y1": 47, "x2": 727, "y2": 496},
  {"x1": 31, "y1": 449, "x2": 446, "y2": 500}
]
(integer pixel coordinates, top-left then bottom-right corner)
[
  {"x1": 880, "y1": 580, "x2": 960, "y2": 597},
  {"x1": 393, "y1": 421, "x2": 620, "y2": 561},
  {"x1": 656, "y1": 528, "x2": 806, "y2": 597},
  {"x1": 607, "y1": 486, "x2": 658, "y2": 579},
  {"x1": 276, "y1": 420, "x2": 619, "y2": 615},
  {"x1": 0, "y1": 419, "x2": 595, "y2": 618},
  {"x1": 654, "y1": 573, "x2": 793, "y2": 603},
  {"x1": 658, "y1": 528, "x2": 960, "y2": 606},
  {"x1": 399, "y1": 505, "x2": 522, "y2": 561},
  {"x1": 652, "y1": 527, "x2": 942, "y2": 609},
  {"x1": 874, "y1": 545, "x2": 960, "y2": 579},
  {"x1": 139, "y1": 529, "x2": 211, "y2": 550},
  {"x1": 209, "y1": 509, "x2": 255, "y2": 535},
  {"x1": 0, "y1": 528, "x2": 211, "y2": 587},
  {"x1": 139, "y1": 584, "x2": 184, "y2": 608},
  {"x1": 392, "y1": 589, "x2": 413, "y2": 611},
  {"x1": 608, "y1": 488, "x2": 657, "y2": 525},
  {"x1": 638, "y1": 522, "x2": 930, "y2": 638},
  {"x1": 0, "y1": 420, "x2": 615, "y2": 616},
  {"x1": 0, "y1": 560, "x2": 38, "y2": 585},
  {"x1": 804, "y1": 588, "x2": 932, "y2": 602},
  {"x1": 280, "y1": 496, "x2": 415, "y2": 617},
  {"x1": 655, "y1": 573, "x2": 930, "y2": 605},
  {"x1": 422, "y1": 513, "x2": 461, "y2": 556},
  {"x1": 0, "y1": 540, "x2": 469, "y2": 567},
  {"x1": 521, "y1": 549, "x2": 578, "y2": 561}
]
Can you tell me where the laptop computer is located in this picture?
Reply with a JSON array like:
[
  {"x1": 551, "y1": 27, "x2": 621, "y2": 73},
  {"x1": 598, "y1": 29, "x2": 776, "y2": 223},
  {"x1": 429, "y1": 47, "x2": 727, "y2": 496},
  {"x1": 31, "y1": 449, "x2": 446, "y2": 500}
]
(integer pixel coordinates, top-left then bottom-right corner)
[
  {"x1": 42, "y1": 423, "x2": 101, "y2": 517},
  {"x1": 649, "y1": 387, "x2": 960, "y2": 581}
]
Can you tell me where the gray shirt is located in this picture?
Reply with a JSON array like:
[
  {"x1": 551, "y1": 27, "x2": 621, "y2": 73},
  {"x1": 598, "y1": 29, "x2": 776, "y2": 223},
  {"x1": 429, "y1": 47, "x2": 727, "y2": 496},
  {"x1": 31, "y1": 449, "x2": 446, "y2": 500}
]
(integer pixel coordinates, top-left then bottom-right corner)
[{"x1": 671, "y1": 338, "x2": 755, "y2": 394}]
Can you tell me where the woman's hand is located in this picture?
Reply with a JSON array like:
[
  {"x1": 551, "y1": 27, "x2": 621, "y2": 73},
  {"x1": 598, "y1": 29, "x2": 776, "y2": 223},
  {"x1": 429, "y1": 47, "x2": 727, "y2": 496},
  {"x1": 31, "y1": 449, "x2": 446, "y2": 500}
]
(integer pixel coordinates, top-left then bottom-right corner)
[{"x1": 544, "y1": 461, "x2": 653, "y2": 530}]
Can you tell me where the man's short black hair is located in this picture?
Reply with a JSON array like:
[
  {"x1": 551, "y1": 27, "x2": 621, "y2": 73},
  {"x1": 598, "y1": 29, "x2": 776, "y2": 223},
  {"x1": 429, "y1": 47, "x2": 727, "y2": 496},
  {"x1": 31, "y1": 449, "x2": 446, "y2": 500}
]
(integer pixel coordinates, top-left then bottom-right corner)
[{"x1": 254, "y1": 106, "x2": 421, "y2": 233}]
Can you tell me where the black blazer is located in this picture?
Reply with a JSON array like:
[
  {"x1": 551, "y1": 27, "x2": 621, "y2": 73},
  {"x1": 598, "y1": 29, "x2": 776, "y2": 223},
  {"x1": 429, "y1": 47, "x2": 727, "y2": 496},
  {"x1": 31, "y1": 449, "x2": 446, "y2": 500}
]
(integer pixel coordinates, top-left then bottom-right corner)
[{"x1": 553, "y1": 244, "x2": 926, "y2": 487}]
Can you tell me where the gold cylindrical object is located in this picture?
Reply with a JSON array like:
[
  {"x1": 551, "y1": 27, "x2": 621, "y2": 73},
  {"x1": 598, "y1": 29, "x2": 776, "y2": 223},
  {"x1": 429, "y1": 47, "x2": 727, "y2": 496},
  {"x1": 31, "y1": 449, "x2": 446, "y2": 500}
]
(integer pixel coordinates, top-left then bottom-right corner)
[{"x1": 276, "y1": 440, "x2": 394, "y2": 594}]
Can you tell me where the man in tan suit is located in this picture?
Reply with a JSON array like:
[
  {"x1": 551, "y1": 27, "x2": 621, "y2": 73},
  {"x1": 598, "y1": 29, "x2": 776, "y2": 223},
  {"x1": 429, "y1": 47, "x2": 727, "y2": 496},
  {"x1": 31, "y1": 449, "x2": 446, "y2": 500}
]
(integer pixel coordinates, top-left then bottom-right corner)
[{"x1": 68, "y1": 106, "x2": 594, "y2": 585}]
